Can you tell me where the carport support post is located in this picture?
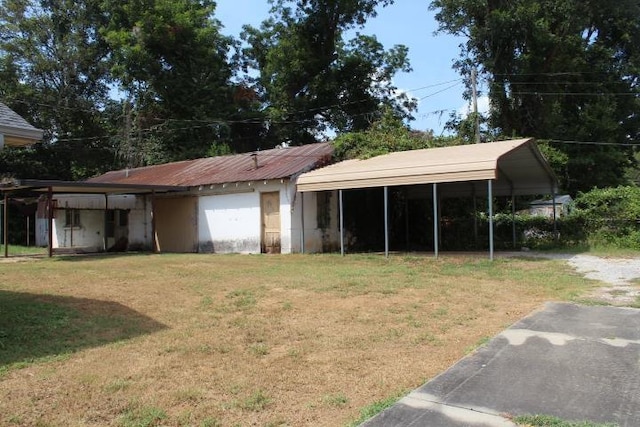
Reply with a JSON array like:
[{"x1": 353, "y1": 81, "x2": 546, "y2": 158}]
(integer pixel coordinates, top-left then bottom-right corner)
[
  {"x1": 47, "y1": 186, "x2": 53, "y2": 258},
  {"x1": 384, "y1": 186, "x2": 389, "y2": 258},
  {"x1": 339, "y1": 189, "x2": 344, "y2": 256},
  {"x1": 488, "y1": 180, "x2": 494, "y2": 261},
  {"x1": 300, "y1": 192, "x2": 305, "y2": 254},
  {"x1": 552, "y1": 188, "x2": 558, "y2": 239},
  {"x1": 433, "y1": 183, "x2": 438, "y2": 258},
  {"x1": 511, "y1": 192, "x2": 516, "y2": 249},
  {"x1": 3, "y1": 192, "x2": 7, "y2": 258}
]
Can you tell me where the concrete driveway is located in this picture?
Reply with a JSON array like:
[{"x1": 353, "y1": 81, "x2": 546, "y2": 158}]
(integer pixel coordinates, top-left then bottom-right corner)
[{"x1": 362, "y1": 302, "x2": 640, "y2": 426}]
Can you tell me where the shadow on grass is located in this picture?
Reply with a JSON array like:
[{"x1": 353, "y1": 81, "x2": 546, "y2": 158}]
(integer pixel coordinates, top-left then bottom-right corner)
[{"x1": 0, "y1": 290, "x2": 166, "y2": 374}]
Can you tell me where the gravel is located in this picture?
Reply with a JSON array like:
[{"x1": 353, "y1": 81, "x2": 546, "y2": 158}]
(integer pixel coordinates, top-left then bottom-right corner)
[{"x1": 517, "y1": 253, "x2": 640, "y2": 305}]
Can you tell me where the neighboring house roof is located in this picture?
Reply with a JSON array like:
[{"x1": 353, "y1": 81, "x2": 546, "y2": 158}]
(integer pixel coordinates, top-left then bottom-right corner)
[
  {"x1": 0, "y1": 102, "x2": 44, "y2": 147},
  {"x1": 88, "y1": 142, "x2": 334, "y2": 187},
  {"x1": 529, "y1": 195, "x2": 573, "y2": 206},
  {"x1": 297, "y1": 138, "x2": 557, "y2": 197}
]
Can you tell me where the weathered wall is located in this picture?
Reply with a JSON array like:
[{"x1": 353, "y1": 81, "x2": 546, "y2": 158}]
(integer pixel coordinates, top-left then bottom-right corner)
[
  {"x1": 197, "y1": 181, "x2": 296, "y2": 254},
  {"x1": 290, "y1": 189, "x2": 341, "y2": 253},
  {"x1": 52, "y1": 209, "x2": 104, "y2": 251},
  {"x1": 36, "y1": 195, "x2": 153, "y2": 251}
]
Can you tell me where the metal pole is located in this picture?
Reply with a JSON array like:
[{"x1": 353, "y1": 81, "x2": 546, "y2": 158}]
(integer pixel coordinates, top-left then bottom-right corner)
[
  {"x1": 384, "y1": 186, "x2": 389, "y2": 258},
  {"x1": 552, "y1": 188, "x2": 558, "y2": 239},
  {"x1": 47, "y1": 187, "x2": 53, "y2": 257},
  {"x1": 511, "y1": 192, "x2": 516, "y2": 249},
  {"x1": 3, "y1": 192, "x2": 8, "y2": 258},
  {"x1": 472, "y1": 186, "x2": 478, "y2": 248},
  {"x1": 300, "y1": 192, "x2": 305, "y2": 254},
  {"x1": 433, "y1": 183, "x2": 438, "y2": 258},
  {"x1": 339, "y1": 189, "x2": 344, "y2": 256},
  {"x1": 488, "y1": 180, "x2": 494, "y2": 261},
  {"x1": 26, "y1": 215, "x2": 30, "y2": 247}
]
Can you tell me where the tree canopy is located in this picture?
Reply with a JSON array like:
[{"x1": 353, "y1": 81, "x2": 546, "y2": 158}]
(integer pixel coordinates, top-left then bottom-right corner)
[
  {"x1": 240, "y1": 0, "x2": 415, "y2": 146},
  {"x1": 431, "y1": 0, "x2": 640, "y2": 193}
]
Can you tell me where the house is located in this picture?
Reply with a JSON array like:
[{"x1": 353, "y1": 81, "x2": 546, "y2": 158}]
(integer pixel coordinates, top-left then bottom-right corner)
[
  {"x1": 528, "y1": 195, "x2": 573, "y2": 218},
  {"x1": 35, "y1": 143, "x2": 341, "y2": 254},
  {"x1": 0, "y1": 102, "x2": 43, "y2": 148}
]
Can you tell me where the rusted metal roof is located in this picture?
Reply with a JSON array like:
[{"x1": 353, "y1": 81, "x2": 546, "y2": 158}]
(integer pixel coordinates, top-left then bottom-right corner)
[{"x1": 87, "y1": 143, "x2": 334, "y2": 187}]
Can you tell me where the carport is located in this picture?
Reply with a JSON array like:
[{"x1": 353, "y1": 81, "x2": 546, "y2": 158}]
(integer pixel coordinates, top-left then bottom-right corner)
[
  {"x1": 297, "y1": 138, "x2": 558, "y2": 259},
  {"x1": 0, "y1": 179, "x2": 186, "y2": 257}
]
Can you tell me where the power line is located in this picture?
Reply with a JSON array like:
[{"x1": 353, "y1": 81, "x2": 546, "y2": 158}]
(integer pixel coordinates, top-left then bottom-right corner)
[{"x1": 546, "y1": 139, "x2": 640, "y2": 147}]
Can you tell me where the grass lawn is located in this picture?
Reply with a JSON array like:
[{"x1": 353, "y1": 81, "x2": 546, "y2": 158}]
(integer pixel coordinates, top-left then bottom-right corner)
[{"x1": 0, "y1": 253, "x2": 594, "y2": 426}]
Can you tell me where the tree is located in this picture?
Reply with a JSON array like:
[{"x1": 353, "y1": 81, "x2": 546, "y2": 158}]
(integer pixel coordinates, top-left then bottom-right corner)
[
  {"x1": 0, "y1": 0, "x2": 116, "y2": 180},
  {"x1": 241, "y1": 0, "x2": 415, "y2": 146},
  {"x1": 101, "y1": 0, "x2": 239, "y2": 163},
  {"x1": 431, "y1": 0, "x2": 640, "y2": 193},
  {"x1": 333, "y1": 108, "x2": 455, "y2": 160}
]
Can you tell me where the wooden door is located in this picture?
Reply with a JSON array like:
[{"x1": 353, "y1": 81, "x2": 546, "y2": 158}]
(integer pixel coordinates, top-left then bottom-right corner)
[{"x1": 261, "y1": 192, "x2": 281, "y2": 254}]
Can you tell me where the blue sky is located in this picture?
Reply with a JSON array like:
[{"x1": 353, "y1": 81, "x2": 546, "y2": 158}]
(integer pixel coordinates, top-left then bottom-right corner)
[{"x1": 215, "y1": 1, "x2": 481, "y2": 135}]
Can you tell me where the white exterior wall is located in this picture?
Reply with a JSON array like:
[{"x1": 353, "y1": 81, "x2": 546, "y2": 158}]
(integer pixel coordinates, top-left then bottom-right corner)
[
  {"x1": 53, "y1": 209, "x2": 104, "y2": 250},
  {"x1": 197, "y1": 181, "x2": 297, "y2": 254},
  {"x1": 36, "y1": 195, "x2": 153, "y2": 251},
  {"x1": 126, "y1": 195, "x2": 153, "y2": 250},
  {"x1": 291, "y1": 189, "x2": 341, "y2": 253}
]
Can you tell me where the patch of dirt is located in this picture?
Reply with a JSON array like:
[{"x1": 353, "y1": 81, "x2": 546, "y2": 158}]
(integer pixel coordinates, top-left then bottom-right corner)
[{"x1": 565, "y1": 255, "x2": 640, "y2": 305}]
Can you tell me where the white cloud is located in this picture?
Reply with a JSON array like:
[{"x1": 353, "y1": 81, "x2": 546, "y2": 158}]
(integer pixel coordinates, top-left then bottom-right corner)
[{"x1": 457, "y1": 95, "x2": 490, "y2": 118}]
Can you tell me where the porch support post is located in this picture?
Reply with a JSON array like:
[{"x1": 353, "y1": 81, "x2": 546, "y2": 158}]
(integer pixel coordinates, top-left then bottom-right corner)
[
  {"x1": 47, "y1": 187, "x2": 53, "y2": 258},
  {"x1": 300, "y1": 192, "x2": 305, "y2": 254},
  {"x1": 433, "y1": 183, "x2": 438, "y2": 258},
  {"x1": 3, "y1": 192, "x2": 8, "y2": 258},
  {"x1": 384, "y1": 186, "x2": 389, "y2": 258},
  {"x1": 488, "y1": 180, "x2": 494, "y2": 261},
  {"x1": 339, "y1": 189, "x2": 344, "y2": 256}
]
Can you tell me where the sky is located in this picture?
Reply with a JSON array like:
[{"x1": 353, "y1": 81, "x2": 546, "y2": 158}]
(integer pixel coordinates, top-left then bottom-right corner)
[{"x1": 215, "y1": 1, "x2": 486, "y2": 135}]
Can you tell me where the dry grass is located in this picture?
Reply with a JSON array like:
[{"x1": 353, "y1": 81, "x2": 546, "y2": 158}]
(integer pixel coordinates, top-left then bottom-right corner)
[{"x1": 0, "y1": 253, "x2": 593, "y2": 426}]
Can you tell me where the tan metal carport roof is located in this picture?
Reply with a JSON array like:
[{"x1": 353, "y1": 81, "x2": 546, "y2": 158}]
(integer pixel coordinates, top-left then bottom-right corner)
[{"x1": 297, "y1": 138, "x2": 557, "y2": 196}]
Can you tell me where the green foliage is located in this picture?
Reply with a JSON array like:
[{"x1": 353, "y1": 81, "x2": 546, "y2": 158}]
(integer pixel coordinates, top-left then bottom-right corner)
[
  {"x1": 332, "y1": 109, "x2": 458, "y2": 160},
  {"x1": 570, "y1": 186, "x2": 640, "y2": 249},
  {"x1": 431, "y1": 0, "x2": 640, "y2": 193},
  {"x1": 0, "y1": 0, "x2": 117, "y2": 179},
  {"x1": 242, "y1": 0, "x2": 415, "y2": 145},
  {"x1": 514, "y1": 414, "x2": 618, "y2": 427},
  {"x1": 102, "y1": 0, "x2": 237, "y2": 162}
]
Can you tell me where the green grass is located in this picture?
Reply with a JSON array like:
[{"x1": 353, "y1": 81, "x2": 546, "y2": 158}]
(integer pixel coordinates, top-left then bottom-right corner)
[
  {"x1": 0, "y1": 290, "x2": 166, "y2": 376},
  {"x1": 346, "y1": 390, "x2": 407, "y2": 426},
  {"x1": 0, "y1": 245, "x2": 47, "y2": 256},
  {"x1": 514, "y1": 414, "x2": 618, "y2": 426},
  {"x1": 119, "y1": 405, "x2": 167, "y2": 427}
]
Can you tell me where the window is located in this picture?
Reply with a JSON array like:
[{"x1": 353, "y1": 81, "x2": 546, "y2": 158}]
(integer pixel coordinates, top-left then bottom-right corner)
[{"x1": 65, "y1": 209, "x2": 81, "y2": 227}]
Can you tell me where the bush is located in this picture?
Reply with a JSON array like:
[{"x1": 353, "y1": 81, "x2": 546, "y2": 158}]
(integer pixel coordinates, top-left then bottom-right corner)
[{"x1": 571, "y1": 186, "x2": 640, "y2": 249}]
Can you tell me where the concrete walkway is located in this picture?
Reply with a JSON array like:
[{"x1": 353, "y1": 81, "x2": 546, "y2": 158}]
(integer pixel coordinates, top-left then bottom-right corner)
[{"x1": 362, "y1": 302, "x2": 640, "y2": 426}]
